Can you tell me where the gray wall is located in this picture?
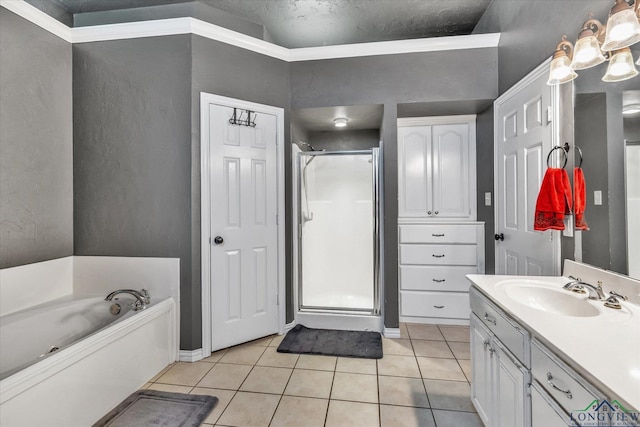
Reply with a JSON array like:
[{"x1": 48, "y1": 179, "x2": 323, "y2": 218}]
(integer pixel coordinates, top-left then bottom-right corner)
[
  {"x1": 309, "y1": 129, "x2": 380, "y2": 151},
  {"x1": 474, "y1": 0, "x2": 612, "y2": 95},
  {"x1": 0, "y1": 9, "x2": 73, "y2": 268},
  {"x1": 290, "y1": 48, "x2": 499, "y2": 327},
  {"x1": 73, "y1": 34, "x2": 290, "y2": 351},
  {"x1": 575, "y1": 93, "x2": 610, "y2": 269},
  {"x1": 73, "y1": 35, "x2": 194, "y2": 347},
  {"x1": 190, "y1": 34, "x2": 291, "y2": 339},
  {"x1": 475, "y1": 105, "x2": 495, "y2": 274}
]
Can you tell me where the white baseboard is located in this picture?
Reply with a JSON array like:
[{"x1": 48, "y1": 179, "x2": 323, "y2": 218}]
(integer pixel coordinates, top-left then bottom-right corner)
[
  {"x1": 383, "y1": 327, "x2": 401, "y2": 338},
  {"x1": 179, "y1": 348, "x2": 204, "y2": 362}
]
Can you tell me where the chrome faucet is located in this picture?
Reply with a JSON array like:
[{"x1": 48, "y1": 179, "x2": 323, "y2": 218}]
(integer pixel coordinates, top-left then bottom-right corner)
[
  {"x1": 563, "y1": 279, "x2": 606, "y2": 300},
  {"x1": 105, "y1": 289, "x2": 150, "y2": 311}
]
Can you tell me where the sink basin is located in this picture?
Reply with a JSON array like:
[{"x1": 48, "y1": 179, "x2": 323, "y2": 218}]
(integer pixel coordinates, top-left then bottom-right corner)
[{"x1": 495, "y1": 280, "x2": 600, "y2": 317}]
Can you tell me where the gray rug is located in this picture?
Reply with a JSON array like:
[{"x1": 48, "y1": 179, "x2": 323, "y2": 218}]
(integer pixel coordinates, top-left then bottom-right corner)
[
  {"x1": 93, "y1": 390, "x2": 218, "y2": 427},
  {"x1": 277, "y1": 324, "x2": 383, "y2": 359}
]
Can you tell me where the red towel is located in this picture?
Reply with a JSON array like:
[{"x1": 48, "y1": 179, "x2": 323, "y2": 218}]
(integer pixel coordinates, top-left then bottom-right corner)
[
  {"x1": 574, "y1": 167, "x2": 589, "y2": 230},
  {"x1": 534, "y1": 168, "x2": 572, "y2": 231}
]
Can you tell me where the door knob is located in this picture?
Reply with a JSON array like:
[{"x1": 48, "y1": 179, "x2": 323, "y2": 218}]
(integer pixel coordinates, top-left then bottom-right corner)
[
  {"x1": 494, "y1": 233, "x2": 504, "y2": 241},
  {"x1": 213, "y1": 236, "x2": 224, "y2": 245}
]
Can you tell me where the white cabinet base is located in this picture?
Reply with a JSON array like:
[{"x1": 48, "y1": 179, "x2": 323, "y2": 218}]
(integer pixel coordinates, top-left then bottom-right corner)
[{"x1": 399, "y1": 316, "x2": 470, "y2": 325}]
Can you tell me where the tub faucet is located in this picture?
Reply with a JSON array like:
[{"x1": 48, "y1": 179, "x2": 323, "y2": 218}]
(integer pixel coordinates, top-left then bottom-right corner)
[
  {"x1": 105, "y1": 289, "x2": 150, "y2": 311},
  {"x1": 563, "y1": 279, "x2": 605, "y2": 300}
]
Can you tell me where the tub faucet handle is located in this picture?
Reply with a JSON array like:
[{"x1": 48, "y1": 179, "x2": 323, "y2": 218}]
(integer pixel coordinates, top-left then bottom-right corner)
[{"x1": 140, "y1": 289, "x2": 151, "y2": 304}]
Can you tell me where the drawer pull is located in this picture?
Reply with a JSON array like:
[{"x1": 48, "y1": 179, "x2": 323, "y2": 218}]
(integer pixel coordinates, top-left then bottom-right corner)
[
  {"x1": 434, "y1": 305, "x2": 445, "y2": 309},
  {"x1": 483, "y1": 313, "x2": 497, "y2": 325},
  {"x1": 432, "y1": 233, "x2": 445, "y2": 237},
  {"x1": 546, "y1": 372, "x2": 572, "y2": 399},
  {"x1": 432, "y1": 254, "x2": 445, "y2": 258},
  {"x1": 432, "y1": 279, "x2": 446, "y2": 283}
]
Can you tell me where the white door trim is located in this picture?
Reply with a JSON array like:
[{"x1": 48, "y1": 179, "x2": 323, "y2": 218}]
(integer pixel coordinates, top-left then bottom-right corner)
[
  {"x1": 493, "y1": 57, "x2": 561, "y2": 276},
  {"x1": 200, "y1": 92, "x2": 285, "y2": 357}
]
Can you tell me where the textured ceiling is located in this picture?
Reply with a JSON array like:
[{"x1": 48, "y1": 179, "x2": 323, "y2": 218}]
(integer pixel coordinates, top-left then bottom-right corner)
[{"x1": 48, "y1": 0, "x2": 492, "y2": 48}]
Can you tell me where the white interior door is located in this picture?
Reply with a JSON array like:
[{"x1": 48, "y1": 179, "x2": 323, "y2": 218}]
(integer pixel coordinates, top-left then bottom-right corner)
[
  {"x1": 205, "y1": 101, "x2": 280, "y2": 352},
  {"x1": 495, "y1": 62, "x2": 560, "y2": 276}
]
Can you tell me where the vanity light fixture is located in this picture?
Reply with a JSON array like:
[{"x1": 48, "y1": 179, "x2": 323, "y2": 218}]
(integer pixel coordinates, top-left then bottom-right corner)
[
  {"x1": 623, "y1": 103, "x2": 640, "y2": 114},
  {"x1": 333, "y1": 117, "x2": 348, "y2": 128},
  {"x1": 601, "y1": 0, "x2": 640, "y2": 52},
  {"x1": 547, "y1": 36, "x2": 578, "y2": 85},
  {"x1": 602, "y1": 47, "x2": 639, "y2": 81},
  {"x1": 571, "y1": 17, "x2": 607, "y2": 70}
]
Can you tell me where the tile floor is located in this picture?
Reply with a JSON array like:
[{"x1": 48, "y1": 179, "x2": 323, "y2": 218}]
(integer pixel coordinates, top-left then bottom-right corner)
[{"x1": 142, "y1": 323, "x2": 483, "y2": 427}]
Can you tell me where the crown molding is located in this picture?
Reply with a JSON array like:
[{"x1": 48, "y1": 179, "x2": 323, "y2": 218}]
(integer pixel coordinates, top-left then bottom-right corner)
[
  {"x1": 1, "y1": 0, "x2": 500, "y2": 62},
  {"x1": 1, "y1": 0, "x2": 72, "y2": 42},
  {"x1": 289, "y1": 33, "x2": 501, "y2": 62}
]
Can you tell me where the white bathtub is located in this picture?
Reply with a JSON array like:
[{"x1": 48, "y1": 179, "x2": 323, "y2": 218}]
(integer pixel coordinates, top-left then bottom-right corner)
[{"x1": 0, "y1": 294, "x2": 177, "y2": 427}]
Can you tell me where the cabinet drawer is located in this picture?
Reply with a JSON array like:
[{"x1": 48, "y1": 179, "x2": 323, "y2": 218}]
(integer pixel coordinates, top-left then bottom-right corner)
[
  {"x1": 531, "y1": 340, "x2": 602, "y2": 415},
  {"x1": 400, "y1": 291, "x2": 470, "y2": 318},
  {"x1": 530, "y1": 381, "x2": 572, "y2": 427},
  {"x1": 399, "y1": 224, "x2": 479, "y2": 244},
  {"x1": 470, "y1": 287, "x2": 529, "y2": 366},
  {"x1": 400, "y1": 266, "x2": 476, "y2": 291},
  {"x1": 400, "y1": 244, "x2": 477, "y2": 265}
]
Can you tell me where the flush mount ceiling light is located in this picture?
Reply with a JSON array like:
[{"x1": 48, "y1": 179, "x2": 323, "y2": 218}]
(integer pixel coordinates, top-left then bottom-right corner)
[
  {"x1": 623, "y1": 103, "x2": 640, "y2": 114},
  {"x1": 601, "y1": 0, "x2": 640, "y2": 51},
  {"x1": 334, "y1": 117, "x2": 348, "y2": 128},
  {"x1": 602, "y1": 47, "x2": 639, "y2": 81},
  {"x1": 547, "y1": 35, "x2": 578, "y2": 85},
  {"x1": 571, "y1": 17, "x2": 607, "y2": 70}
]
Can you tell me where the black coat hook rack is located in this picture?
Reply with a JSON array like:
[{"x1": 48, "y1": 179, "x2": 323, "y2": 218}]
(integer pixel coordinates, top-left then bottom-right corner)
[{"x1": 229, "y1": 108, "x2": 257, "y2": 127}]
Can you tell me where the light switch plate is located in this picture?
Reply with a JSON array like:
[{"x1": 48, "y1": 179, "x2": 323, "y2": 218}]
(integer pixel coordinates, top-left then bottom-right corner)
[
  {"x1": 484, "y1": 192, "x2": 492, "y2": 206},
  {"x1": 594, "y1": 190, "x2": 602, "y2": 206}
]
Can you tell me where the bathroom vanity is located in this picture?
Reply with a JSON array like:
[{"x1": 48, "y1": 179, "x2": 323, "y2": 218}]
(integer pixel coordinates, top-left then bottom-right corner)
[{"x1": 468, "y1": 261, "x2": 640, "y2": 427}]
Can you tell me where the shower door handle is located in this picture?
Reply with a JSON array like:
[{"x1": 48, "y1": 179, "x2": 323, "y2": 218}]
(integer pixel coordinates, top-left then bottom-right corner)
[{"x1": 213, "y1": 236, "x2": 224, "y2": 245}]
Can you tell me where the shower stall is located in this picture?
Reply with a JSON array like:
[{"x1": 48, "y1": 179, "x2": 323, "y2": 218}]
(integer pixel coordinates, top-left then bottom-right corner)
[{"x1": 294, "y1": 148, "x2": 383, "y2": 332}]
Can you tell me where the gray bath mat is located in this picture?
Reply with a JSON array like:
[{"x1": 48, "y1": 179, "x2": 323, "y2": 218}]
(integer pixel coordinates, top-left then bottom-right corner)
[
  {"x1": 93, "y1": 390, "x2": 218, "y2": 427},
  {"x1": 277, "y1": 324, "x2": 382, "y2": 359}
]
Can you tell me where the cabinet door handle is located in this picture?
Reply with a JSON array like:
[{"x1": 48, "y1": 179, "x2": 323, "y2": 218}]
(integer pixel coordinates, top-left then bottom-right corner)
[
  {"x1": 427, "y1": 211, "x2": 432, "y2": 215},
  {"x1": 546, "y1": 372, "x2": 572, "y2": 399},
  {"x1": 434, "y1": 211, "x2": 439, "y2": 215},
  {"x1": 433, "y1": 305, "x2": 445, "y2": 309},
  {"x1": 432, "y1": 279, "x2": 446, "y2": 283},
  {"x1": 432, "y1": 254, "x2": 445, "y2": 258},
  {"x1": 483, "y1": 313, "x2": 497, "y2": 325},
  {"x1": 432, "y1": 233, "x2": 445, "y2": 237}
]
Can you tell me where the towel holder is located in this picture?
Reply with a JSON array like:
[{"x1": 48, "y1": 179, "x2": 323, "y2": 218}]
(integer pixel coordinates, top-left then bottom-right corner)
[
  {"x1": 575, "y1": 145, "x2": 583, "y2": 168},
  {"x1": 546, "y1": 143, "x2": 569, "y2": 169}
]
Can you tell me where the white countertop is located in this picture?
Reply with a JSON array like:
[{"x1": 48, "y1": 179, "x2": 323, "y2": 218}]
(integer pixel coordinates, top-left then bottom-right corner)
[{"x1": 467, "y1": 273, "x2": 640, "y2": 412}]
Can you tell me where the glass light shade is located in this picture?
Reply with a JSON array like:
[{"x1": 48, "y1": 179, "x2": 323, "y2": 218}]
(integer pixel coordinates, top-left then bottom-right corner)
[
  {"x1": 602, "y1": 48, "x2": 639, "y2": 82},
  {"x1": 602, "y1": 7, "x2": 640, "y2": 51},
  {"x1": 547, "y1": 55, "x2": 578, "y2": 85},
  {"x1": 333, "y1": 118, "x2": 348, "y2": 127},
  {"x1": 571, "y1": 35, "x2": 606, "y2": 70},
  {"x1": 623, "y1": 104, "x2": 640, "y2": 115}
]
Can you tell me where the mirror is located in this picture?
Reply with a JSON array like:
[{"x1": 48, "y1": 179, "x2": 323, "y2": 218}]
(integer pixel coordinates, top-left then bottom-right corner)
[{"x1": 570, "y1": 42, "x2": 640, "y2": 280}]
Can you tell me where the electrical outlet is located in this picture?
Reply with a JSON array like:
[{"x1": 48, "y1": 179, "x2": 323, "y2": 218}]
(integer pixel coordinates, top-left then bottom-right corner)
[{"x1": 484, "y1": 192, "x2": 492, "y2": 206}]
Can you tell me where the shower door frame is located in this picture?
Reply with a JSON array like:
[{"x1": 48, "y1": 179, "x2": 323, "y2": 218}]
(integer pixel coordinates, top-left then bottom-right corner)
[{"x1": 295, "y1": 148, "x2": 381, "y2": 316}]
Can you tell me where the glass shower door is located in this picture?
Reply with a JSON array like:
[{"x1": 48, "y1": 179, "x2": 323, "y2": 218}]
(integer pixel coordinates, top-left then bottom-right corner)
[{"x1": 298, "y1": 150, "x2": 379, "y2": 313}]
